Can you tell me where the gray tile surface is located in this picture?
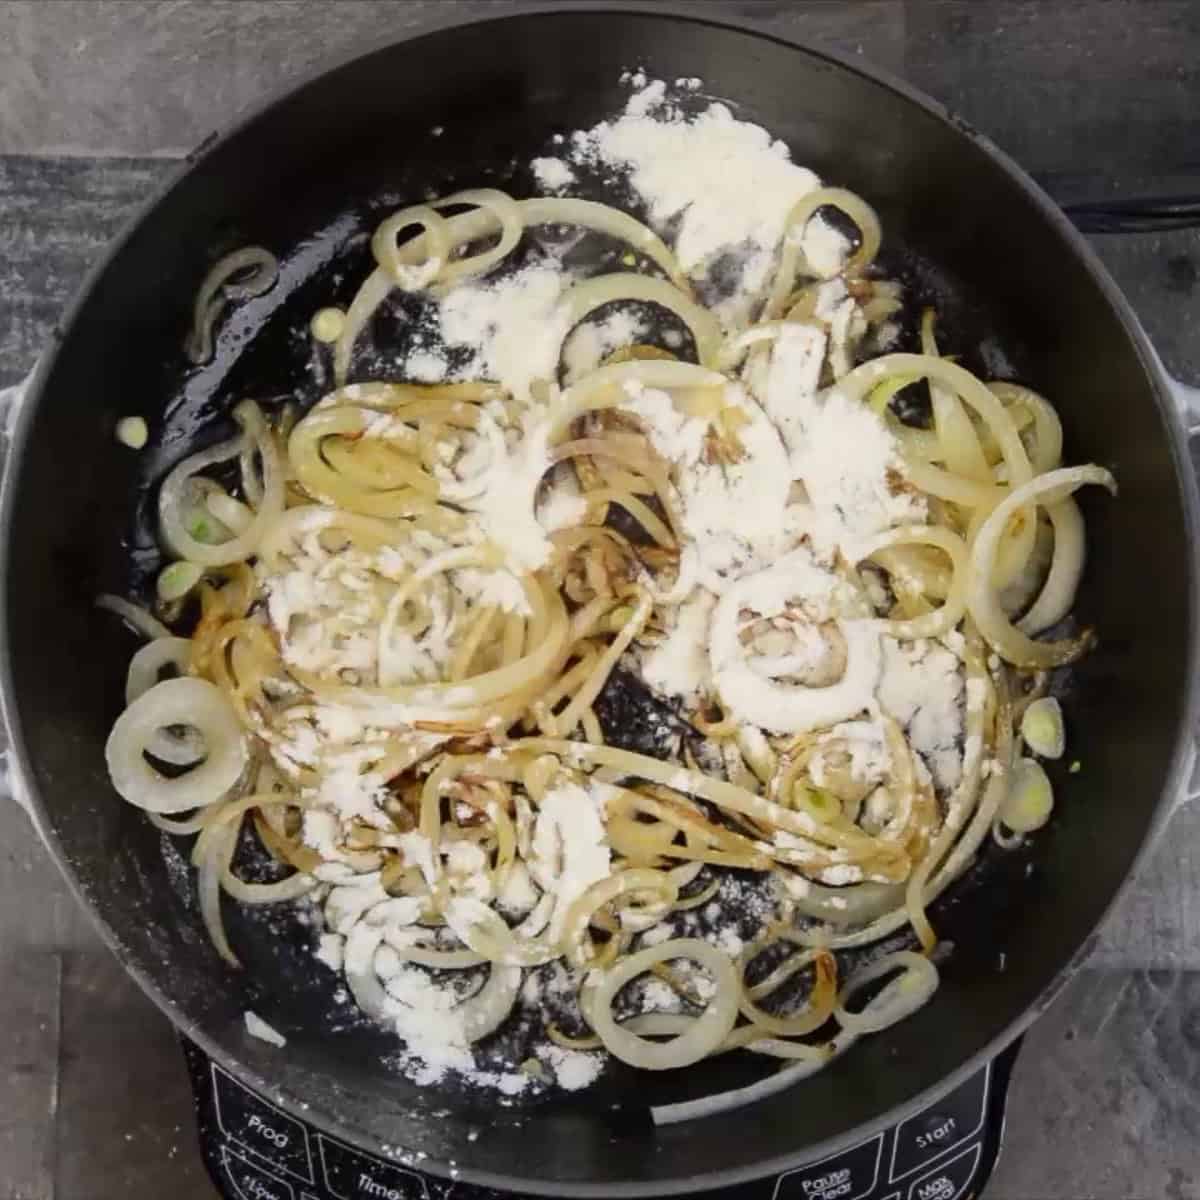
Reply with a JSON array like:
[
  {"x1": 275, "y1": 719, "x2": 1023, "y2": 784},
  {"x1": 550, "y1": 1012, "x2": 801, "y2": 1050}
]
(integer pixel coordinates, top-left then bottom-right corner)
[{"x1": 1, "y1": 1, "x2": 1199, "y2": 1197}]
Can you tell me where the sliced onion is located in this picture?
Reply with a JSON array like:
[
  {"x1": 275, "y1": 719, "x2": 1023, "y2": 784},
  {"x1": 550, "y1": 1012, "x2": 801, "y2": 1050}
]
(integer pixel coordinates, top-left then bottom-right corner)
[
  {"x1": 766, "y1": 187, "x2": 882, "y2": 317},
  {"x1": 384, "y1": 936, "x2": 485, "y2": 970},
  {"x1": 590, "y1": 939, "x2": 738, "y2": 1070},
  {"x1": 325, "y1": 879, "x2": 390, "y2": 934},
  {"x1": 124, "y1": 637, "x2": 206, "y2": 766},
  {"x1": 105, "y1": 677, "x2": 247, "y2": 813},
  {"x1": 737, "y1": 948, "x2": 837, "y2": 1037},
  {"x1": 1017, "y1": 499, "x2": 1085, "y2": 636},
  {"x1": 344, "y1": 925, "x2": 390, "y2": 1018},
  {"x1": 433, "y1": 189, "x2": 522, "y2": 285},
  {"x1": 96, "y1": 594, "x2": 172, "y2": 641},
  {"x1": 651, "y1": 1031, "x2": 852, "y2": 1125},
  {"x1": 784, "y1": 879, "x2": 903, "y2": 928},
  {"x1": 839, "y1": 354, "x2": 1033, "y2": 494},
  {"x1": 362, "y1": 896, "x2": 425, "y2": 930},
  {"x1": 1000, "y1": 758, "x2": 1055, "y2": 832},
  {"x1": 159, "y1": 401, "x2": 284, "y2": 566},
  {"x1": 442, "y1": 897, "x2": 557, "y2": 966},
  {"x1": 834, "y1": 950, "x2": 939, "y2": 1035},
  {"x1": 619, "y1": 1013, "x2": 699, "y2": 1037},
  {"x1": 197, "y1": 821, "x2": 240, "y2": 967},
  {"x1": 371, "y1": 204, "x2": 450, "y2": 290},
  {"x1": 967, "y1": 465, "x2": 1115, "y2": 667},
  {"x1": 221, "y1": 869, "x2": 316, "y2": 904},
  {"x1": 558, "y1": 273, "x2": 722, "y2": 369},
  {"x1": 455, "y1": 964, "x2": 523, "y2": 1042},
  {"x1": 851, "y1": 525, "x2": 968, "y2": 641},
  {"x1": 205, "y1": 488, "x2": 255, "y2": 534},
  {"x1": 184, "y1": 247, "x2": 278, "y2": 365},
  {"x1": 709, "y1": 557, "x2": 882, "y2": 735},
  {"x1": 523, "y1": 198, "x2": 686, "y2": 288},
  {"x1": 553, "y1": 358, "x2": 727, "y2": 437},
  {"x1": 125, "y1": 637, "x2": 193, "y2": 704},
  {"x1": 335, "y1": 195, "x2": 687, "y2": 383},
  {"x1": 990, "y1": 381, "x2": 1063, "y2": 474}
]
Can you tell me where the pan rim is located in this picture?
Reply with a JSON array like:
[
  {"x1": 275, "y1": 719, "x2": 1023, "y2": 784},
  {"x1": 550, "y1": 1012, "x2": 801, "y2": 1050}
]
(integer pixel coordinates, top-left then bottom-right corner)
[{"x1": 2, "y1": 3, "x2": 1197, "y2": 1195}]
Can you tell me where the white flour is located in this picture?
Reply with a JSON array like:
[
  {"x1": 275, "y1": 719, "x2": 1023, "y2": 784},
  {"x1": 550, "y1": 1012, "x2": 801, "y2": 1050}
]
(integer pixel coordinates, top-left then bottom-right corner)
[
  {"x1": 553, "y1": 79, "x2": 821, "y2": 319},
  {"x1": 878, "y1": 638, "x2": 965, "y2": 791},
  {"x1": 439, "y1": 262, "x2": 569, "y2": 402},
  {"x1": 531, "y1": 156, "x2": 577, "y2": 193}
]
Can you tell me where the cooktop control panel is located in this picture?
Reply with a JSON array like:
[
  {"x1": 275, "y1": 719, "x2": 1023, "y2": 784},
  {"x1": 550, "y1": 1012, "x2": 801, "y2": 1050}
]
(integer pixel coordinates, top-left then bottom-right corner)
[{"x1": 184, "y1": 1039, "x2": 1018, "y2": 1200}]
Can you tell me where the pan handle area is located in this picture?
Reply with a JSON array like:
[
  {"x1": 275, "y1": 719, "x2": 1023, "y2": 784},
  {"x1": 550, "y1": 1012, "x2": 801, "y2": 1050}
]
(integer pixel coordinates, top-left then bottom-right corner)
[
  {"x1": 0, "y1": 367, "x2": 37, "y2": 819},
  {"x1": 1167, "y1": 372, "x2": 1200, "y2": 436}
]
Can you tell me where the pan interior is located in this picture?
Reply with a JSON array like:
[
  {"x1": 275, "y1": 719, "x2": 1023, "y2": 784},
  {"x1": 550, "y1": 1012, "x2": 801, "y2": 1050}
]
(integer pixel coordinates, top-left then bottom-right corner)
[{"x1": 5, "y1": 11, "x2": 1192, "y2": 1192}]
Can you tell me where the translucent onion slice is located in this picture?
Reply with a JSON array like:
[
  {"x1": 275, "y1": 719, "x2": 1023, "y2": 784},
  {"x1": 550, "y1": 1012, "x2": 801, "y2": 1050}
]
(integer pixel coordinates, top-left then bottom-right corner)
[
  {"x1": 833, "y1": 950, "x2": 939, "y2": 1035},
  {"x1": 651, "y1": 1031, "x2": 851, "y2": 1125},
  {"x1": 1000, "y1": 758, "x2": 1055, "y2": 832},
  {"x1": 343, "y1": 925, "x2": 390, "y2": 1017},
  {"x1": 990, "y1": 381, "x2": 1063, "y2": 474},
  {"x1": 125, "y1": 637, "x2": 192, "y2": 704},
  {"x1": 371, "y1": 204, "x2": 450, "y2": 290},
  {"x1": 838, "y1": 353, "x2": 1032, "y2": 490},
  {"x1": 558, "y1": 273, "x2": 722, "y2": 369},
  {"x1": 737, "y1": 948, "x2": 837, "y2": 1037},
  {"x1": 347, "y1": 923, "x2": 521, "y2": 1044},
  {"x1": 159, "y1": 401, "x2": 284, "y2": 566},
  {"x1": 553, "y1": 359, "x2": 727, "y2": 438},
  {"x1": 432, "y1": 189, "x2": 522, "y2": 286},
  {"x1": 455, "y1": 963, "x2": 524, "y2": 1043},
  {"x1": 197, "y1": 821, "x2": 241, "y2": 967},
  {"x1": 1021, "y1": 696, "x2": 1066, "y2": 759},
  {"x1": 851, "y1": 524, "x2": 968, "y2": 641},
  {"x1": 125, "y1": 637, "x2": 206, "y2": 766},
  {"x1": 221, "y1": 869, "x2": 315, "y2": 905},
  {"x1": 442, "y1": 897, "x2": 558, "y2": 967},
  {"x1": 325, "y1": 879, "x2": 391, "y2": 934},
  {"x1": 184, "y1": 247, "x2": 279, "y2": 365},
  {"x1": 708, "y1": 556, "x2": 883, "y2": 735},
  {"x1": 106, "y1": 677, "x2": 248, "y2": 813},
  {"x1": 921, "y1": 309, "x2": 990, "y2": 483},
  {"x1": 205, "y1": 488, "x2": 255, "y2": 534},
  {"x1": 1017, "y1": 499, "x2": 1085, "y2": 636},
  {"x1": 841, "y1": 352, "x2": 1038, "y2": 589},
  {"x1": 765, "y1": 187, "x2": 882, "y2": 318},
  {"x1": 96, "y1": 594, "x2": 172, "y2": 642},
  {"x1": 590, "y1": 939, "x2": 739, "y2": 1070},
  {"x1": 782, "y1": 878, "x2": 903, "y2": 927},
  {"x1": 523, "y1": 198, "x2": 686, "y2": 289},
  {"x1": 967, "y1": 465, "x2": 1116, "y2": 667},
  {"x1": 335, "y1": 195, "x2": 686, "y2": 382}
]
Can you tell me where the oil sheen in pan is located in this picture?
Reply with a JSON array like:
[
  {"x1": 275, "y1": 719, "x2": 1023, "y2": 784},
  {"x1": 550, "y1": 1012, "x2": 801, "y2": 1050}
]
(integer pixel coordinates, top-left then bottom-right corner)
[{"x1": 124, "y1": 169, "x2": 1043, "y2": 1114}]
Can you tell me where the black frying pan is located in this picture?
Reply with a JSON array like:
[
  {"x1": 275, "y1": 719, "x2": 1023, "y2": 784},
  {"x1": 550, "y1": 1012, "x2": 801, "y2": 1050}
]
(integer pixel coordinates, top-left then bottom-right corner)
[{"x1": 3, "y1": 7, "x2": 1197, "y2": 1196}]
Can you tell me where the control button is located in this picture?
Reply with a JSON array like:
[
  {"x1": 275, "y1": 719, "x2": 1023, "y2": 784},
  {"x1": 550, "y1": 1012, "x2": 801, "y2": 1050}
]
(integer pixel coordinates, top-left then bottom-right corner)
[
  {"x1": 212, "y1": 1063, "x2": 315, "y2": 1185},
  {"x1": 772, "y1": 1134, "x2": 882, "y2": 1200},
  {"x1": 906, "y1": 1143, "x2": 982, "y2": 1200},
  {"x1": 220, "y1": 1147, "x2": 296, "y2": 1200},
  {"x1": 319, "y1": 1133, "x2": 430, "y2": 1200},
  {"x1": 889, "y1": 1065, "x2": 989, "y2": 1182}
]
